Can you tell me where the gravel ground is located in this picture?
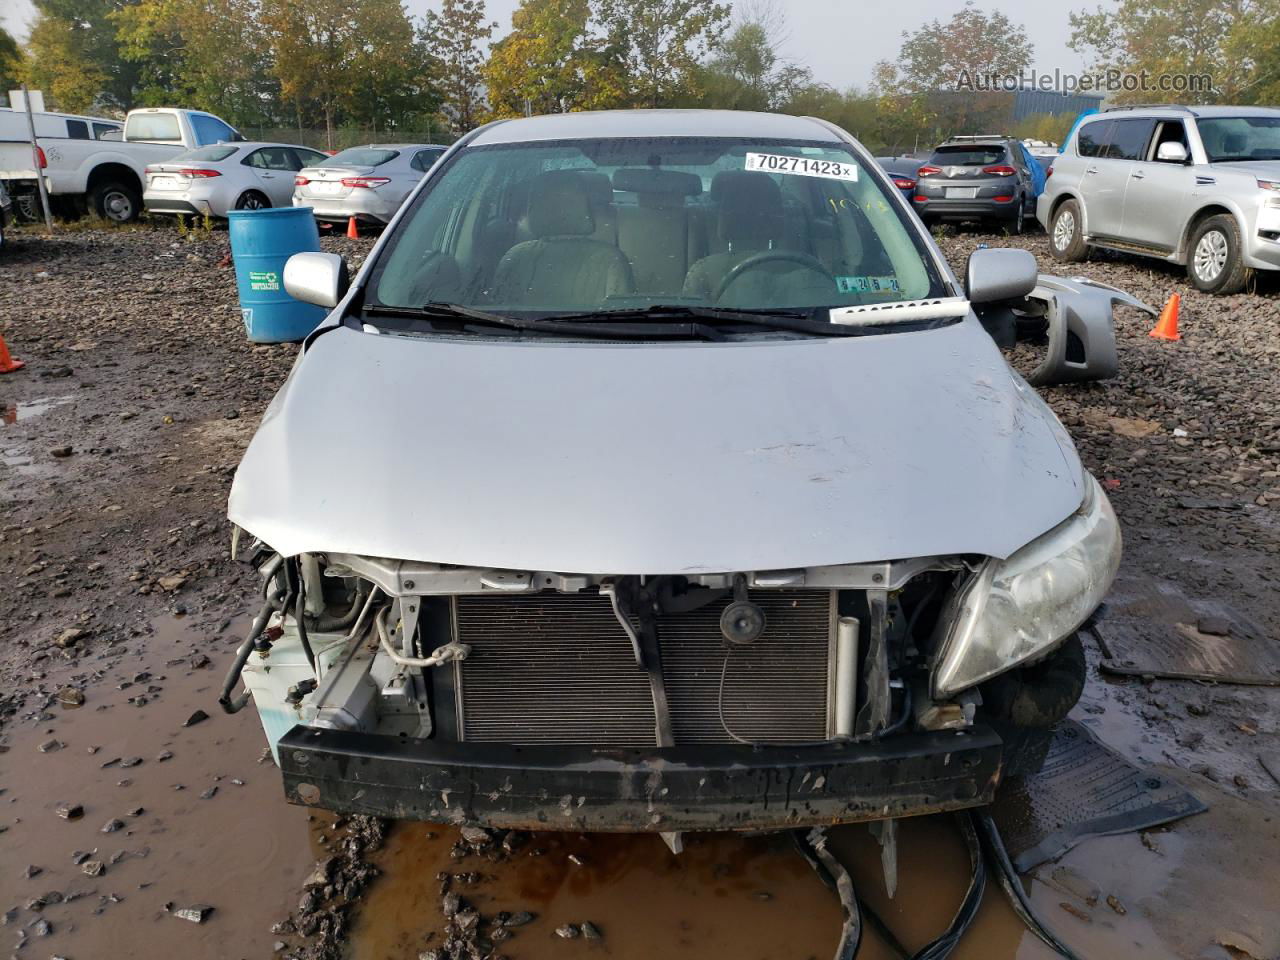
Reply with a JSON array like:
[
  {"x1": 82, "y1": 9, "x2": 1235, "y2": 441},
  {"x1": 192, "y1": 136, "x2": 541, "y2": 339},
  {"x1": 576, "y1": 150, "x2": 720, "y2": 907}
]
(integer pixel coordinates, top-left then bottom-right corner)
[{"x1": 1, "y1": 221, "x2": 1278, "y2": 960}]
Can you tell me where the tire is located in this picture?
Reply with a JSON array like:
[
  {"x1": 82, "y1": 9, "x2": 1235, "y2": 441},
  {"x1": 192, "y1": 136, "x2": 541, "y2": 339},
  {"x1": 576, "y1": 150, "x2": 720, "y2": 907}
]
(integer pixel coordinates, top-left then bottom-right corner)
[
  {"x1": 1049, "y1": 198, "x2": 1088, "y2": 261},
  {"x1": 235, "y1": 191, "x2": 270, "y2": 211},
  {"x1": 1187, "y1": 214, "x2": 1249, "y2": 294},
  {"x1": 1011, "y1": 195, "x2": 1026, "y2": 234},
  {"x1": 88, "y1": 180, "x2": 141, "y2": 223},
  {"x1": 982, "y1": 634, "x2": 1086, "y2": 729}
]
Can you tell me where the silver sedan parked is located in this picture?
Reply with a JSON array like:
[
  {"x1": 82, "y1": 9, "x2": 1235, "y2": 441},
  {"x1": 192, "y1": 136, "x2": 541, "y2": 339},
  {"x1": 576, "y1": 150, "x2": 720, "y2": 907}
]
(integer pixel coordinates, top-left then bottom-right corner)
[
  {"x1": 143, "y1": 142, "x2": 330, "y2": 218},
  {"x1": 292, "y1": 144, "x2": 447, "y2": 225}
]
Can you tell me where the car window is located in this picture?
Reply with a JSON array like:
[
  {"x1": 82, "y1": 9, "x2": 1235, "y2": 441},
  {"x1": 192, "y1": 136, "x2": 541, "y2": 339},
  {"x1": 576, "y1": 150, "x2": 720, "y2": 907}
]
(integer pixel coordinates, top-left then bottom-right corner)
[
  {"x1": 65, "y1": 119, "x2": 89, "y2": 139},
  {"x1": 411, "y1": 148, "x2": 445, "y2": 172},
  {"x1": 125, "y1": 112, "x2": 182, "y2": 142},
  {"x1": 246, "y1": 147, "x2": 295, "y2": 170},
  {"x1": 369, "y1": 136, "x2": 945, "y2": 320},
  {"x1": 291, "y1": 149, "x2": 329, "y2": 170},
  {"x1": 1149, "y1": 120, "x2": 1189, "y2": 161},
  {"x1": 92, "y1": 122, "x2": 121, "y2": 140},
  {"x1": 191, "y1": 114, "x2": 237, "y2": 146},
  {"x1": 176, "y1": 145, "x2": 240, "y2": 162},
  {"x1": 1102, "y1": 119, "x2": 1155, "y2": 161},
  {"x1": 1197, "y1": 116, "x2": 1280, "y2": 162},
  {"x1": 328, "y1": 147, "x2": 399, "y2": 167},
  {"x1": 930, "y1": 145, "x2": 1006, "y2": 166},
  {"x1": 1076, "y1": 120, "x2": 1110, "y2": 158}
]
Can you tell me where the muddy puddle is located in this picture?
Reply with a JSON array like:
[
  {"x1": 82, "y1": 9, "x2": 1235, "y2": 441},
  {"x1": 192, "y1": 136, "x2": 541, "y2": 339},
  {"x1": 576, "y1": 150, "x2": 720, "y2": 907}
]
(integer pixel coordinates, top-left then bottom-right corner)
[
  {"x1": 0, "y1": 614, "x2": 324, "y2": 959},
  {"x1": 2, "y1": 395, "x2": 74, "y2": 426}
]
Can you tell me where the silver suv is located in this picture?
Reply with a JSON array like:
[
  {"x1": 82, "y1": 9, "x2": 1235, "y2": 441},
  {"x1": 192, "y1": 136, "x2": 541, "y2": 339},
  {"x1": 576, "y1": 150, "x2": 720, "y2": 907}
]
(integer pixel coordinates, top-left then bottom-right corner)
[{"x1": 1038, "y1": 105, "x2": 1280, "y2": 294}]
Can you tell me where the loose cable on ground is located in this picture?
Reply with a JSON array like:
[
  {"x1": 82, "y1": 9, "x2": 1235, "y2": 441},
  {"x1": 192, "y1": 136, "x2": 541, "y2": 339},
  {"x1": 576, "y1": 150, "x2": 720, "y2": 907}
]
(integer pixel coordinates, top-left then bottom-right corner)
[
  {"x1": 976, "y1": 810, "x2": 1084, "y2": 960},
  {"x1": 794, "y1": 828, "x2": 863, "y2": 960},
  {"x1": 907, "y1": 812, "x2": 986, "y2": 960}
]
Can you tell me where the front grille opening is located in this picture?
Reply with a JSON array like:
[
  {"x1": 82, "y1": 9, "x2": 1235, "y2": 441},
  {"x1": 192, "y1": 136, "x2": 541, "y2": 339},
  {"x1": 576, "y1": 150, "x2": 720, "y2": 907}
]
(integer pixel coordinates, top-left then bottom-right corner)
[{"x1": 451, "y1": 589, "x2": 835, "y2": 746}]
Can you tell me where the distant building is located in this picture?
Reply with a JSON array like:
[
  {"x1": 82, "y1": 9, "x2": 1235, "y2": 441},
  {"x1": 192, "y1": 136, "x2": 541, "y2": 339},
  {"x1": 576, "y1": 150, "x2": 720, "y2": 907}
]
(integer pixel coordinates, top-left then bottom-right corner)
[{"x1": 1012, "y1": 89, "x2": 1105, "y2": 122}]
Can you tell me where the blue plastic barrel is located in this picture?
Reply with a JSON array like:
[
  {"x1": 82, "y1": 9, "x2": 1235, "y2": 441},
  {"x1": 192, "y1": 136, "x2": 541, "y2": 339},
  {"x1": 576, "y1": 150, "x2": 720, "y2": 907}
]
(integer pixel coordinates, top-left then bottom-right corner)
[{"x1": 228, "y1": 207, "x2": 327, "y2": 343}]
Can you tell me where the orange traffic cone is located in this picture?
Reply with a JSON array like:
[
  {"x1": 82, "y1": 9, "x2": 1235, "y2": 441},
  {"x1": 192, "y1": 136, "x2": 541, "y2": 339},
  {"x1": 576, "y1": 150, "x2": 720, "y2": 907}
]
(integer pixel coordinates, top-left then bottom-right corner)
[
  {"x1": 1149, "y1": 293, "x2": 1181, "y2": 341},
  {"x1": 346, "y1": 217, "x2": 359, "y2": 239},
  {"x1": 0, "y1": 332, "x2": 24, "y2": 374}
]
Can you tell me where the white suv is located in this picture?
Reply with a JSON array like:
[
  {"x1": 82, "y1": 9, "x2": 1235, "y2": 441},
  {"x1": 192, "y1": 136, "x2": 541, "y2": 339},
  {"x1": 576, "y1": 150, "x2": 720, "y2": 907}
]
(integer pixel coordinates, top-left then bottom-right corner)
[{"x1": 1037, "y1": 105, "x2": 1280, "y2": 294}]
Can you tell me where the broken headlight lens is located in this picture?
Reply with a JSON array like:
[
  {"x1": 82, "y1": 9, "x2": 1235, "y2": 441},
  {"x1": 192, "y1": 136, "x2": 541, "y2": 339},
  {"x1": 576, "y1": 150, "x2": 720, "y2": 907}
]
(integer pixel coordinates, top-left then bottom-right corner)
[{"x1": 932, "y1": 473, "x2": 1120, "y2": 698}]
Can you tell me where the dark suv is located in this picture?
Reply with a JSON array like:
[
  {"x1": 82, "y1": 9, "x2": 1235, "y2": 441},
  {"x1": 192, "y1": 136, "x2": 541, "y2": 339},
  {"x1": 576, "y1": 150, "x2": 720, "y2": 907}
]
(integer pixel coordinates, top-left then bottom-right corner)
[{"x1": 912, "y1": 136, "x2": 1038, "y2": 232}]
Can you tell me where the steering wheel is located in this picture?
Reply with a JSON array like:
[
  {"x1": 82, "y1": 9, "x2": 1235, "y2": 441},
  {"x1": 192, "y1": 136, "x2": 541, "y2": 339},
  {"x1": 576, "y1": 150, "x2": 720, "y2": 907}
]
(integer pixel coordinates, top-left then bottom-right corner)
[{"x1": 714, "y1": 250, "x2": 836, "y2": 303}]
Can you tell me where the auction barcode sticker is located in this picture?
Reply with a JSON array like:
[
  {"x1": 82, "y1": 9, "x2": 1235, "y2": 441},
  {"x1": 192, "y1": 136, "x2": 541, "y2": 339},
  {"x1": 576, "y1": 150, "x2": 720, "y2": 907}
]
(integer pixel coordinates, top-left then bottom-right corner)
[{"x1": 745, "y1": 152, "x2": 858, "y2": 182}]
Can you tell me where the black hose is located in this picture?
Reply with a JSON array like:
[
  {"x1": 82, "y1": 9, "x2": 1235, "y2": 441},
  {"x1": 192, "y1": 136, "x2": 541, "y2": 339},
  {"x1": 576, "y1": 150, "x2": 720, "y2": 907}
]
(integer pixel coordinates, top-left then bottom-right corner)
[
  {"x1": 311, "y1": 578, "x2": 368, "y2": 632},
  {"x1": 975, "y1": 810, "x2": 1084, "y2": 960},
  {"x1": 260, "y1": 553, "x2": 285, "y2": 605},
  {"x1": 293, "y1": 559, "x2": 318, "y2": 674},
  {"x1": 794, "y1": 828, "x2": 862, "y2": 960},
  {"x1": 218, "y1": 601, "x2": 273, "y2": 714},
  {"x1": 908, "y1": 813, "x2": 986, "y2": 960},
  {"x1": 874, "y1": 685, "x2": 914, "y2": 740}
]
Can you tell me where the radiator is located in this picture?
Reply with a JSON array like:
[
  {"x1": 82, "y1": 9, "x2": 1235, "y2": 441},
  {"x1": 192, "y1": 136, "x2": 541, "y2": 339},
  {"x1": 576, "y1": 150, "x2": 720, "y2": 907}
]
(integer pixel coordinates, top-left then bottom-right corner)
[{"x1": 453, "y1": 589, "x2": 835, "y2": 745}]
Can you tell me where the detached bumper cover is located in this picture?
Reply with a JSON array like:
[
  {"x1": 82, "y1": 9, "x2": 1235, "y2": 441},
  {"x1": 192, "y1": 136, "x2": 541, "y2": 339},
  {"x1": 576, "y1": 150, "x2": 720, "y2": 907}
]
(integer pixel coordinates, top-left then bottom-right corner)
[{"x1": 278, "y1": 725, "x2": 1003, "y2": 831}]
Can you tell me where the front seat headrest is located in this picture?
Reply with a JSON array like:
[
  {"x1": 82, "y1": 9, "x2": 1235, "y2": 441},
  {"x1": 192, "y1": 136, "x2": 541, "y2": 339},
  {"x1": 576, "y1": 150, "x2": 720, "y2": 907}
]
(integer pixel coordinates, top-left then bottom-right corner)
[
  {"x1": 527, "y1": 171, "x2": 596, "y2": 238},
  {"x1": 710, "y1": 171, "x2": 783, "y2": 250}
]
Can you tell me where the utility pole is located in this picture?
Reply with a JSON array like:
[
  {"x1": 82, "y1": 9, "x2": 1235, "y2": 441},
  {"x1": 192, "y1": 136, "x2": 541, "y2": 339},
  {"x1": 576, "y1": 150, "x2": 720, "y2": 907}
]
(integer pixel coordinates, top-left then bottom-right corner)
[{"x1": 21, "y1": 84, "x2": 54, "y2": 233}]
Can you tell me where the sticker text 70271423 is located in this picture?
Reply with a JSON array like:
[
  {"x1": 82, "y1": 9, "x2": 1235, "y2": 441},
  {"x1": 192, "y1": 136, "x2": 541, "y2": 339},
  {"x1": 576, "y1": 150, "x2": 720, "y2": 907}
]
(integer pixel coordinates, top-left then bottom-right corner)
[{"x1": 745, "y1": 152, "x2": 858, "y2": 182}]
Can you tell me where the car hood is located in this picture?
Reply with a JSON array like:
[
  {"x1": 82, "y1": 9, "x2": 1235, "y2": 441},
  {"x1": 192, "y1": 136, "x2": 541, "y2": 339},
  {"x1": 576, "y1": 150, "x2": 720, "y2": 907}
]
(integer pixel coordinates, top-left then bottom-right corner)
[
  {"x1": 1208, "y1": 160, "x2": 1280, "y2": 178},
  {"x1": 228, "y1": 318, "x2": 1085, "y2": 573}
]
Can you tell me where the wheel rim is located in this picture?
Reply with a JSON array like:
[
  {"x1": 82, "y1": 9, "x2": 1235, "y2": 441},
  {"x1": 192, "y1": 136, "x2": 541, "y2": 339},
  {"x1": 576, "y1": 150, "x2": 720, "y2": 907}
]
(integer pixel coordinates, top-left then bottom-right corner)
[
  {"x1": 103, "y1": 190, "x2": 133, "y2": 221},
  {"x1": 1016, "y1": 204, "x2": 1024, "y2": 233},
  {"x1": 242, "y1": 194, "x2": 265, "y2": 210},
  {"x1": 1193, "y1": 229, "x2": 1229, "y2": 282},
  {"x1": 1053, "y1": 210, "x2": 1075, "y2": 250}
]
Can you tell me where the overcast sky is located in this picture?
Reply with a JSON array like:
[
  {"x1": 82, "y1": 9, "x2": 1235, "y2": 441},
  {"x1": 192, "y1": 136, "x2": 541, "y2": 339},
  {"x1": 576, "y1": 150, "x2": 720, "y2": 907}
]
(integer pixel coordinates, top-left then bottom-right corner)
[{"x1": 2, "y1": 0, "x2": 1099, "y2": 92}]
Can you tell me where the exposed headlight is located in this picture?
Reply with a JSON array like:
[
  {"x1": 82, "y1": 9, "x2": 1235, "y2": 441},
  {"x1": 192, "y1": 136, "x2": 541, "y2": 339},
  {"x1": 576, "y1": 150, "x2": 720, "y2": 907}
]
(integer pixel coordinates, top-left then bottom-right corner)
[{"x1": 931, "y1": 473, "x2": 1120, "y2": 698}]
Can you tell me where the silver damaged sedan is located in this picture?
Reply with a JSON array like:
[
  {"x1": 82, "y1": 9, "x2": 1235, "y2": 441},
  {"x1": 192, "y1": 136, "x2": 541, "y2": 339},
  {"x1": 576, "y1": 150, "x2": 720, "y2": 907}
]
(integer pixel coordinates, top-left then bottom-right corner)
[
  {"x1": 224, "y1": 110, "x2": 1136, "y2": 840},
  {"x1": 143, "y1": 142, "x2": 329, "y2": 218},
  {"x1": 292, "y1": 143, "x2": 447, "y2": 225}
]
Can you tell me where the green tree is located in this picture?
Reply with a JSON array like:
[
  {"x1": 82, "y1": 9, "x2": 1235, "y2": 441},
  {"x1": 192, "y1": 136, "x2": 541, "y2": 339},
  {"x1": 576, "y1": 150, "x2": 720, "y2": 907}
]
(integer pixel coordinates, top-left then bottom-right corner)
[
  {"x1": 696, "y1": 3, "x2": 810, "y2": 112},
  {"x1": 423, "y1": 0, "x2": 495, "y2": 132},
  {"x1": 113, "y1": 0, "x2": 278, "y2": 125},
  {"x1": 484, "y1": 0, "x2": 593, "y2": 117},
  {"x1": 0, "y1": 28, "x2": 24, "y2": 103},
  {"x1": 24, "y1": 0, "x2": 140, "y2": 112},
  {"x1": 875, "y1": 0, "x2": 1033, "y2": 95},
  {"x1": 594, "y1": 0, "x2": 730, "y2": 107},
  {"x1": 1069, "y1": 0, "x2": 1262, "y2": 103}
]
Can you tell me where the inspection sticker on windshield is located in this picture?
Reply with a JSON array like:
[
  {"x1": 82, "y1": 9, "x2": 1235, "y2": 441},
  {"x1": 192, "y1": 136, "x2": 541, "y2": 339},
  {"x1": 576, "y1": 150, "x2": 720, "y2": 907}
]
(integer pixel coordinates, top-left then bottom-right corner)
[
  {"x1": 837, "y1": 275, "x2": 900, "y2": 294},
  {"x1": 745, "y1": 152, "x2": 858, "y2": 182}
]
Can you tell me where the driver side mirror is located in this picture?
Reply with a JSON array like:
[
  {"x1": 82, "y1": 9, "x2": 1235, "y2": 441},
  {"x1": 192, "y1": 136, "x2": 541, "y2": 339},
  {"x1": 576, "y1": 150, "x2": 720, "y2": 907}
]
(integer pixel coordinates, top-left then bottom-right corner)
[
  {"x1": 284, "y1": 251, "x2": 350, "y2": 308},
  {"x1": 965, "y1": 247, "x2": 1038, "y2": 305},
  {"x1": 1156, "y1": 141, "x2": 1188, "y2": 163}
]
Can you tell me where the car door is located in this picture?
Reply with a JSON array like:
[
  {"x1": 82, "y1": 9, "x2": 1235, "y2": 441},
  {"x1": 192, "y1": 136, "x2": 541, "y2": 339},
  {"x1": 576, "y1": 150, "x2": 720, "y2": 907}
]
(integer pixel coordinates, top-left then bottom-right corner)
[
  {"x1": 245, "y1": 147, "x2": 298, "y2": 206},
  {"x1": 1080, "y1": 119, "x2": 1155, "y2": 238},
  {"x1": 1120, "y1": 119, "x2": 1195, "y2": 252}
]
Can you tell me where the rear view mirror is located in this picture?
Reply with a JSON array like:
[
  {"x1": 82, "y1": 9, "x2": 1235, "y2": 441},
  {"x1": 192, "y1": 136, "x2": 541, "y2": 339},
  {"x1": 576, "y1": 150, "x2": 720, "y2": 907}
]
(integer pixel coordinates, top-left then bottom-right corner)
[
  {"x1": 965, "y1": 248, "x2": 1038, "y2": 304},
  {"x1": 284, "y1": 252, "x2": 349, "y2": 309},
  {"x1": 1156, "y1": 142, "x2": 1188, "y2": 163}
]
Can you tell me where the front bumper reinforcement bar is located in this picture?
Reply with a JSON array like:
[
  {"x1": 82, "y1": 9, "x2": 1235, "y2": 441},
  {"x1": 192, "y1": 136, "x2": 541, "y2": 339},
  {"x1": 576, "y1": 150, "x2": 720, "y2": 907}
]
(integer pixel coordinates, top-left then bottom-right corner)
[{"x1": 278, "y1": 725, "x2": 1003, "y2": 832}]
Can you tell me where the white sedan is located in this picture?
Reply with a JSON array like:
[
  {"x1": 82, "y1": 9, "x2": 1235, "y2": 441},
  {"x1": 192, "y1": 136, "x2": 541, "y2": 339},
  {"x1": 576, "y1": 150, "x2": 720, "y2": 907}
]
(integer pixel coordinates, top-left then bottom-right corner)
[
  {"x1": 293, "y1": 143, "x2": 447, "y2": 225},
  {"x1": 143, "y1": 142, "x2": 330, "y2": 218}
]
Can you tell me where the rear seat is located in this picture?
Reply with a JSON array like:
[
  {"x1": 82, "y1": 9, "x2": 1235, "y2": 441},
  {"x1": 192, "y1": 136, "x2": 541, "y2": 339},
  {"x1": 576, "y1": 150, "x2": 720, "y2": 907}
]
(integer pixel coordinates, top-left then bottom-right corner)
[{"x1": 612, "y1": 168, "x2": 704, "y2": 294}]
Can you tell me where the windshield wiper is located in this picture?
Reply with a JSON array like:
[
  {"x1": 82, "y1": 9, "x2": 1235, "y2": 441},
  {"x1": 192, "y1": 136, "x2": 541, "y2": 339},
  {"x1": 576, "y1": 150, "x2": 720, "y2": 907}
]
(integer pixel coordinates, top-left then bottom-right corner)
[
  {"x1": 363, "y1": 302, "x2": 728, "y2": 341},
  {"x1": 537, "y1": 304, "x2": 864, "y2": 337}
]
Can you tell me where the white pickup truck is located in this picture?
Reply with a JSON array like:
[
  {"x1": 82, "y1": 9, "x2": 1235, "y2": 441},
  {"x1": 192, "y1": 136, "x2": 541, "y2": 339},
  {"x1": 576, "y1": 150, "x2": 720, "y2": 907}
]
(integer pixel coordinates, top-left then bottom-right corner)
[{"x1": 0, "y1": 107, "x2": 241, "y2": 222}]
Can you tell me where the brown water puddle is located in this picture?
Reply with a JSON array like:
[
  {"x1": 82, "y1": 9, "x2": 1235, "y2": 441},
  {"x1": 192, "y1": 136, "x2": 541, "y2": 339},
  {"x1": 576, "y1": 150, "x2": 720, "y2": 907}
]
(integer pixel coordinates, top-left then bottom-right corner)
[{"x1": 0, "y1": 614, "x2": 324, "y2": 959}]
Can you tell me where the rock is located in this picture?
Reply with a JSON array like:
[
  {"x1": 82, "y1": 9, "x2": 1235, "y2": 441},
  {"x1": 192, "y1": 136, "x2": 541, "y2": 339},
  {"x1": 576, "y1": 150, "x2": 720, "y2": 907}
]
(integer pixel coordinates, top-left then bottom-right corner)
[
  {"x1": 1186, "y1": 702, "x2": 1210, "y2": 717},
  {"x1": 455, "y1": 909, "x2": 479, "y2": 934},
  {"x1": 502, "y1": 911, "x2": 536, "y2": 928},
  {"x1": 1108, "y1": 416, "x2": 1161, "y2": 439},
  {"x1": 157, "y1": 750, "x2": 174, "y2": 761},
  {"x1": 582, "y1": 921, "x2": 603, "y2": 939},
  {"x1": 1196, "y1": 616, "x2": 1231, "y2": 636},
  {"x1": 1106, "y1": 895, "x2": 1127, "y2": 915},
  {"x1": 56, "y1": 802, "x2": 84, "y2": 820},
  {"x1": 200, "y1": 785, "x2": 218, "y2": 799},
  {"x1": 184, "y1": 709, "x2": 209, "y2": 727},
  {"x1": 173, "y1": 904, "x2": 214, "y2": 924},
  {"x1": 24, "y1": 864, "x2": 43, "y2": 879},
  {"x1": 101, "y1": 818, "x2": 125, "y2": 833},
  {"x1": 120, "y1": 756, "x2": 143, "y2": 768},
  {"x1": 441, "y1": 892, "x2": 461, "y2": 918},
  {"x1": 56, "y1": 686, "x2": 85, "y2": 707},
  {"x1": 459, "y1": 826, "x2": 491, "y2": 846},
  {"x1": 1058, "y1": 902, "x2": 1092, "y2": 923},
  {"x1": 53, "y1": 627, "x2": 86, "y2": 648},
  {"x1": 38, "y1": 739, "x2": 63, "y2": 753},
  {"x1": 32, "y1": 918, "x2": 52, "y2": 936},
  {"x1": 82, "y1": 860, "x2": 105, "y2": 877},
  {"x1": 157, "y1": 574, "x2": 187, "y2": 592},
  {"x1": 49, "y1": 446, "x2": 74, "y2": 458},
  {"x1": 555, "y1": 924, "x2": 581, "y2": 939}
]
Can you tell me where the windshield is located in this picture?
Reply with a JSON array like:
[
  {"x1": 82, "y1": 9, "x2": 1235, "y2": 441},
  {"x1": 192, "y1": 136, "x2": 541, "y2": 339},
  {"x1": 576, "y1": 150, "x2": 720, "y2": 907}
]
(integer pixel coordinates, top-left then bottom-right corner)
[
  {"x1": 176, "y1": 145, "x2": 239, "y2": 162},
  {"x1": 930, "y1": 145, "x2": 1006, "y2": 165},
  {"x1": 368, "y1": 137, "x2": 943, "y2": 319},
  {"x1": 1199, "y1": 116, "x2": 1280, "y2": 162},
  {"x1": 328, "y1": 147, "x2": 399, "y2": 167}
]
